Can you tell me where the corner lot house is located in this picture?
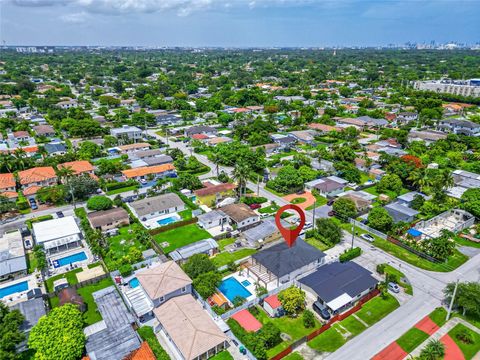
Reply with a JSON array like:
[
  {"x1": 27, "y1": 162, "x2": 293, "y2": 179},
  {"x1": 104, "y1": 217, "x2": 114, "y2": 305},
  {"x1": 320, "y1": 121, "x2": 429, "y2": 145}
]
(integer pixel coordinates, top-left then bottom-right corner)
[
  {"x1": 32, "y1": 216, "x2": 82, "y2": 255},
  {"x1": 219, "y1": 203, "x2": 260, "y2": 229},
  {"x1": 153, "y1": 294, "x2": 228, "y2": 360},
  {"x1": 136, "y1": 260, "x2": 192, "y2": 307},
  {"x1": 247, "y1": 239, "x2": 326, "y2": 287},
  {"x1": 0, "y1": 230, "x2": 27, "y2": 280},
  {"x1": 87, "y1": 207, "x2": 130, "y2": 232},
  {"x1": 128, "y1": 193, "x2": 185, "y2": 222},
  {"x1": 299, "y1": 261, "x2": 378, "y2": 314},
  {"x1": 305, "y1": 176, "x2": 348, "y2": 197}
]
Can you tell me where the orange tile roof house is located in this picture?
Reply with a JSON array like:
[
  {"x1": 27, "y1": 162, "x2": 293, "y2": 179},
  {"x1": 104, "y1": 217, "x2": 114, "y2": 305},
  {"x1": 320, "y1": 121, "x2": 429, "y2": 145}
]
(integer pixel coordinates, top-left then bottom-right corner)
[
  {"x1": 58, "y1": 160, "x2": 94, "y2": 176},
  {"x1": 0, "y1": 173, "x2": 16, "y2": 192},
  {"x1": 153, "y1": 294, "x2": 228, "y2": 360},
  {"x1": 121, "y1": 164, "x2": 176, "y2": 181},
  {"x1": 18, "y1": 166, "x2": 57, "y2": 189}
]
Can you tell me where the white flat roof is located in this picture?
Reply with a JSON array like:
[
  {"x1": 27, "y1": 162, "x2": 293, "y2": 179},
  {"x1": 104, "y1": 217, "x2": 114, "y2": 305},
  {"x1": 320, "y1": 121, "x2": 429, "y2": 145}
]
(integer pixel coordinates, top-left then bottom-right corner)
[
  {"x1": 32, "y1": 216, "x2": 81, "y2": 244},
  {"x1": 326, "y1": 293, "x2": 353, "y2": 311}
]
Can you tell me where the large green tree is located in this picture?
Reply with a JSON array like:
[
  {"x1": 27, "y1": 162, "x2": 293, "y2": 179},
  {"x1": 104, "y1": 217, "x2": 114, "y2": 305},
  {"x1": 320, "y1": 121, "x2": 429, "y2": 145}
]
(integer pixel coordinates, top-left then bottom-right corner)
[
  {"x1": 368, "y1": 207, "x2": 393, "y2": 232},
  {"x1": 333, "y1": 197, "x2": 357, "y2": 220},
  {"x1": 0, "y1": 302, "x2": 25, "y2": 360},
  {"x1": 444, "y1": 281, "x2": 480, "y2": 317},
  {"x1": 29, "y1": 304, "x2": 85, "y2": 360}
]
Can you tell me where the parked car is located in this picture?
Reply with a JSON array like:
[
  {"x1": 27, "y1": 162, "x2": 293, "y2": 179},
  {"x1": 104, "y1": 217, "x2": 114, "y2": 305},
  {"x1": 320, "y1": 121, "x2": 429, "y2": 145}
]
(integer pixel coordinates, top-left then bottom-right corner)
[
  {"x1": 328, "y1": 210, "x2": 336, "y2": 217},
  {"x1": 139, "y1": 179, "x2": 148, "y2": 185},
  {"x1": 260, "y1": 213, "x2": 270, "y2": 219},
  {"x1": 313, "y1": 301, "x2": 331, "y2": 320},
  {"x1": 388, "y1": 282, "x2": 400, "y2": 293},
  {"x1": 327, "y1": 199, "x2": 336, "y2": 206},
  {"x1": 30, "y1": 203, "x2": 38, "y2": 210},
  {"x1": 360, "y1": 234, "x2": 375, "y2": 242},
  {"x1": 304, "y1": 221, "x2": 313, "y2": 229},
  {"x1": 56, "y1": 211, "x2": 64, "y2": 218},
  {"x1": 249, "y1": 203, "x2": 261, "y2": 210},
  {"x1": 28, "y1": 198, "x2": 36, "y2": 204}
]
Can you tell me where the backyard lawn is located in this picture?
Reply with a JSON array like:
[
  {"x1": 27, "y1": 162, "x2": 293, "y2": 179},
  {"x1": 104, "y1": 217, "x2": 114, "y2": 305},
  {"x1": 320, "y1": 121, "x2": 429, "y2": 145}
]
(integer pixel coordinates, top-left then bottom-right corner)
[
  {"x1": 449, "y1": 323, "x2": 480, "y2": 360},
  {"x1": 217, "y1": 238, "x2": 235, "y2": 251},
  {"x1": 396, "y1": 328, "x2": 430, "y2": 353},
  {"x1": 209, "y1": 351, "x2": 233, "y2": 360},
  {"x1": 355, "y1": 293, "x2": 400, "y2": 326},
  {"x1": 212, "y1": 248, "x2": 256, "y2": 267},
  {"x1": 308, "y1": 324, "x2": 346, "y2": 352},
  {"x1": 104, "y1": 225, "x2": 149, "y2": 270},
  {"x1": 26, "y1": 252, "x2": 37, "y2": 274},
  {"x1": 154, "y1": 223, "x2": 210, "y2": 253},
  {"x1": 45, "y1": 267, "x2": 84, "y2": 293}
]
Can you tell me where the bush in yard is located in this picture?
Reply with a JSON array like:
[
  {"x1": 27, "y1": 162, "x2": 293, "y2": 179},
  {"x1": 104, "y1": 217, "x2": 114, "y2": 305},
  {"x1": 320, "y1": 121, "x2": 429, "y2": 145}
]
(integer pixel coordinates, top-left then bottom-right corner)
[
  {"x1": 278, "y1": 287, "x2": 306, "y2": 316},
  {"x1": 29, "y1": 304, "x2": 85, "y2": 360},
  {"x1": 227, "y1": 261, "x2": 238, "y2": 273},
  {"x1": 233, "y1": 296, "x2": 247, "y2": 307},
  {"x1": 368, "y1": 207, "x2": 393, "y2": 232},
  {"x1": 419, "y1": 339, "x2": 445, "y2": 360},
  {"x1": 227, "y1": 319, "x2": 267, "y2": 360},
  {"x1": 315, "y1": 218, "x2": 342, "y2": 245},
  {"x1": 183, "y1": 254, "x2": 216, "y2": 279},
  {"x1": 339, "y1": 247, "x2": 362, "y2": 262},
  {"x1": 376, "y1": 263, "x2": 386, "y2": 274},
  {"x1": 303, "y1": 309, "x2": 315, "y2": 328},
  {"x1": 119, "y1": 263, "x2": 133, "y2": 276},
  {"x1": 455, "y1": 327, "x2": 473, "y2": 344},
  {"x1": 33, "y1": 245, "x2": 47, "y2": 271},
  {"x1": 212, "y1": 305, "x2": 226, "y2": 316},
  {"x1": 259, "y1": 322, "x2": 282, "y2": 349},
  {"x1": 192, "y1": 271, "x2": 221, "y2": 299},
  {"x1": 242, "y1": 196, "x2": 268, "y2": 205},
  {"x1": 87, "y1": 195, "x2": 113, "y2": 211}
]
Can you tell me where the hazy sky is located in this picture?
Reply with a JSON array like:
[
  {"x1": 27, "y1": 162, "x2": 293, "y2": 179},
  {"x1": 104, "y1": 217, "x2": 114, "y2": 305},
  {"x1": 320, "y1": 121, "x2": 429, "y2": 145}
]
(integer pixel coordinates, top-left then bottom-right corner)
[{"x1": 1, "y1": 0, "x2": 479, "y2": 47}]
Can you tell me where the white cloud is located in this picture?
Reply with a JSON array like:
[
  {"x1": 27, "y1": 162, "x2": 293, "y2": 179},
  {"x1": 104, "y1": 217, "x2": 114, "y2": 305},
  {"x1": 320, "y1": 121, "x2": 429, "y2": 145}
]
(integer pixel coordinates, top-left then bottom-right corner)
[{"x1": 60, "y1": 11, "x2": 88, "y2": 23}]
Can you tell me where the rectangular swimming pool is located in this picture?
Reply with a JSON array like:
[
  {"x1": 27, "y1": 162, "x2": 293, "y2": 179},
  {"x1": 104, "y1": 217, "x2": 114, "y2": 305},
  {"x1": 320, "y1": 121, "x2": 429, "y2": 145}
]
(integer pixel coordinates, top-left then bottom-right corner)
[
  {"x1": 218, "y1": 277, "x2": 252, "y2": 303},
  {"x1": 53, "y1": 251, "x2": 87, "y2": 268},
  {"x1": 157, "y1": 214, "x2": 181, "y2": 226},
  {"x1": 0, "y1": 281, "x2": 29, "y2": 299},
  {"x1": 129, "y1": 278, "x2": 140, "y2": 288}
]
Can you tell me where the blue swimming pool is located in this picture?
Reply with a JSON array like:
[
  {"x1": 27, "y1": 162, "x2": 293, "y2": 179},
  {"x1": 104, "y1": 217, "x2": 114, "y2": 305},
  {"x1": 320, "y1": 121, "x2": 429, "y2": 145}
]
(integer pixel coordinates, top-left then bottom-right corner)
[
  {"x1": 218, "y1": 277, "x2": 252, "y2": 303},
  {"x1": 53, "y1": 251, "x2": 87, "y2": 268},
  {"x1": 157, "y1": 214, "x2": 180, "y2": 226},
  {"x1": 0, "y1": 281, "x2": 29, "y2": 299},
  {"x1": 129, "y1": 278, "x2": 140, "y2": 288},
  {"x1": 241, "y1": 280, "x2": 251, "y2": 287}
]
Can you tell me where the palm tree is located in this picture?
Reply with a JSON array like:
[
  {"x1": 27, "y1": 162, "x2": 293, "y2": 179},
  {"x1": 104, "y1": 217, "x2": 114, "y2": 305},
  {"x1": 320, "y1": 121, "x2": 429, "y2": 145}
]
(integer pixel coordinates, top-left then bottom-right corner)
[
  {"x1": 233, "y1": 162, "x2": 250, "y2": 199},
  {"x1": 419, "y1": 339, "x2": 445, "y2": 360},
  {"x1": 57, "y1": 166, "x2": 75, "y2": 185},
  {"x1": 440, "y1": 170, "x2": 454, "y2": 190},
  {"x1": 210, "y1": 151, "x2": 221, "y2": 177}
]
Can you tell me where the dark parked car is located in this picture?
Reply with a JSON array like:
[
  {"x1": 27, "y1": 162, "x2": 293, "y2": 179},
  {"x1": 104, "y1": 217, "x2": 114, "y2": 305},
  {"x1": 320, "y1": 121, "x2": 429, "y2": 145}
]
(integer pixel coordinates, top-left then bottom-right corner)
[
  {"x1": 56, "y1": 211, "x2": 64, "y2": 218},
  {"x1": 313, "y1": 301, "x2": 331, "y2": 320},
  {"x1": 249, "y1": 203, "x2": 261, "y2": 210},
  {"x1": 328, "y1": 210, "x2": 336, "y2": 217},
  {"x1": 30, "y1": 203, "x2": 38, "y2": 210},
  {"x1": 296, "y1": 189, "x2": 305, "y2": 195},
  {"x1": 327, "y1": 199, "x2": 336, "y2": 206}
]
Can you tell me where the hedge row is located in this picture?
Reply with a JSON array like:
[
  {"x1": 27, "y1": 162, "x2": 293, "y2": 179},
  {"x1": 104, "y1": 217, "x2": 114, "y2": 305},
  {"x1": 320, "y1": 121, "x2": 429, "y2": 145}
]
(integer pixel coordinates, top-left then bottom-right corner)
[
  {"x1": 339, "y1": 247, "x2": 362, "y2": 262},
  {"x1": 105, "y1": 179, "x2": 139, "y2": 191},
  {"x1": 26, "y1": 215, "x2": 54, "y2": 229},
  {"x1": 148, "y1": 217, "x2": 198, "y2": 235}
]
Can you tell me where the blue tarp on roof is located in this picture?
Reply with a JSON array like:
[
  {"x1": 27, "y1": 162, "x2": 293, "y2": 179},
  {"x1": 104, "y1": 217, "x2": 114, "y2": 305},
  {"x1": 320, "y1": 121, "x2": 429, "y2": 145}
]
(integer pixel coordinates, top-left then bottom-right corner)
[{"x1": 408, "y1": 228, "x2": 422, "y2": 237}]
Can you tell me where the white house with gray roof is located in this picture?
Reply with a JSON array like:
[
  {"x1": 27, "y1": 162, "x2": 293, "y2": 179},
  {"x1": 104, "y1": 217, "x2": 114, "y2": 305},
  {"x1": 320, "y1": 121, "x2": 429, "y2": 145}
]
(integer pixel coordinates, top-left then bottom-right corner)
[
  {"x1": 0, "y1": 230, "x2": 27, "y2": 280},
  {"x1": 127, "y1": 193, "x2": 185, "y2": 221}
]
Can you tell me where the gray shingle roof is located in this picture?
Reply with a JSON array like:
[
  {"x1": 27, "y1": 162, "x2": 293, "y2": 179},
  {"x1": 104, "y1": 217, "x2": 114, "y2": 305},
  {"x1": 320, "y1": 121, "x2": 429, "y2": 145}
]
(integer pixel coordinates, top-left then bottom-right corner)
[{"x1": 129, "y1": 193, "x2": 184, "y2": 217}]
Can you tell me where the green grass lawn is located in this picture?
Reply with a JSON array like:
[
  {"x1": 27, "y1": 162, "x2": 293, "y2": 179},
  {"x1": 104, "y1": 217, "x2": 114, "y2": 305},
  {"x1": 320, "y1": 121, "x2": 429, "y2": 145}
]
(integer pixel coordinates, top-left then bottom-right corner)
[
  {"x1": 383, "y1": 264, "x2": 413, "y2": 295},
  {"x1": 104, "y1": 226, "x2": 148, "y2": 270},
  {"x1": 209, "y1": 351, "x2": 234, "y2": 360},
  {"x1": 258, "y1": 204, "x2": 280, "y2": 214},
  {"x1": 45, "y1": 267, "x2": 84, "y2": 293},
  {"x1": 355, "y1": 294, "x2": 400, "y2": 326},
  {"x1": 106, "y1": 185, "x2": 140, "y2": 195},
  {"x1": 455, "y1": 236, "x2": 480, "y2": 249},
  {"x1": 308, "y1": 324, "x2": 346, "y2": 353},
  {"x1": 212, "y1": 249, "x2": 257, "y2": 267},
  {"x1": 396, "y1": 328, "x2": 430, "y2": 353},
  {"x1": 26, "y1": 252, "x2": 37, "y2": 274},
  {"x1": 340, "y1": 316, "x2": 367, "y2": 336},
  {"x1": 154, "y1": 223, "x2": 210, "y2": 253},
  {"x1": 282, "y1": 352, "x2": 304, "y2": 360},
  {"x1": 291, "y1": 197, "x2": 307, "y2": 204},
  {"x1": 217, "y1": 238, "x2": 235, "y2": 251},
  {"x1": 359, "y1": 172, "x2": 372, "y2": 184},
  {"x1": 305, "y1": 194, "x2": 328, "y2": 210},
  {"x1": 138, "y1": 326, "x2": 170, "y2": 360},
  {"x1": 77, "y1": 277, "x2": 114, "y2": 325},
  {"x1": 449, "y1": 323, "x2": 480, "y2": 360},
  {"x1": 305, "y1": 237, "x2": 333, "y2": 251},
  {"x1": 429, "y1": 307, "x2": 448, "y2": 327},
  {"x1": 253, "y1": 306, "x2": 320, "y2": 357},
  {"x1": 178, "y1": 209, "x2": 193, "y2": 220}
]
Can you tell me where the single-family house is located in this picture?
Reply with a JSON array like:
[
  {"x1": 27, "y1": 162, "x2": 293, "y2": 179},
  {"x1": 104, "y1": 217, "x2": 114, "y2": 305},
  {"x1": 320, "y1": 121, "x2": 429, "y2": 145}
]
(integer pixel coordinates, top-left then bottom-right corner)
[
  {"x1": 33, "y1": 125, "x2": 55, "y2": 137},
  {"x1": 32, "y1": 216, "x2": 82, "y2": 255},
  {"x1": 58, "y1": 160, "x2": 95, "y2": 178},
  {"x1": 218, "y1": 203, "x2": 260, "y2": 229},
  {"x1": 395, "y1": 112, "x2": 418, "y2": 124},
  {"x1": 110, "y1": 125, "x2": 143, "y2": 140},
  {"x1": 0, "y1": 173, "x2": 16, "y2": 199},
  {"x1": 170, "y1": 238, "x2": 218, "y2": 263},
  {"x1": 136, "y1": 261, "x2": 192, "y2": 307},
  {"x1": 56, "y1": 99, "x2": 77, "y2": 109},
  {"x1": 447, "y1": 169, "x2": 480, "y2": 199},
  {"x1": 341, "y1": 193, "x2": 371, "y2": 212},
  {"x1": 121, "y1": 164, "x2": 176, "y2": 182},
  {"x1": 87, "y1": 207, "x2": 130, "y2": 232},
  {"x1": 128, "y1": 193, "x2": 185, "y2": 221},
  {"x1": 128, "y1": 149, "x2": 164, "y2": 161},
  {"x1": 438, "y1": 119, "x2": 480, "y2": 137},
  {"x1": 130, "y1": 155, "x2": 174, "y2": 169},
  {"x1": 305, "y1": 176, "x2": 348, "y2": 198},
  {"x1": 13, "y1": 131, "x2": 30, "y2": 142},
  {"x1": 18, "y1": 166, "x2": 57, "y2": 194},
  {"x1": 308, "y1": 123, "x2": 340, "y2": 134},
  {"x1": 247, "y1": 239, "x2": 326, "y2": 287},
  {"x1": 241, "y1": 218, "x2": 287, "y2": 247},
  {"x1": 384, "y1": 202, "x2": 419, "y2": 223},
  {"x1": 407, "y1": 130, "x2": 447, "y2": 145},
  {"x1": 153, "y1": 294, "x2": 228, "y2": 360},
  {"x1": 44, "y1": 142, "x2": 67, "y2": 156},
  {"x1": 0, "y1": 230, "x2": 27, "y2": 280},
  {"x1": 263, "y1": 294, "x2": 283, "y2": 317},
  {"x1": 11, "y1": 297, "x2": 46, "y2": 342},
  {"x1": 207, "y1": 136, "x2": 232, "y2": 146},
  {"x1": 194, "y1": 182, "x2": 236, "y2": 207},
  {"x1": 116, "y1": 143, "x2": 151, "y2": 154},
  {"x1": 184, "y1": 125, "x2": 217, "y2": 137},
  {"x1": 289, "y1": 130, "x2": 316, "y2": 144},
  {"x1": 197, "y1": 210, "x2": 228, "y2": 230},
  {"x1": 298, "y1": 261, "x2": 378, "y2": 314},
  {"x1": 271, "y1": 134, "x2": 297, "y2": 150},
  {"x1": 396, "y1": 191, "x2": 429, "y2": 207}
]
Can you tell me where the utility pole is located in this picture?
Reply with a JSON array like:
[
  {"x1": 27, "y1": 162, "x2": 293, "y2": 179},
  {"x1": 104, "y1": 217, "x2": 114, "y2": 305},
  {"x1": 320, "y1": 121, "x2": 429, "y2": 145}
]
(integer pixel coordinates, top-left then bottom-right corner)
[
  {"x1": 351, "y1": 219, "x2": 355, "y2": 249},
  {"x1": 257, "y1": 174, "x2": 260, "y2": 196},
  {"x1": 312, "y1": 200, "x2": 316, "y2": 231},
  {"x1": 446, "y1": 277, "x2": 460, "y2": 321}
]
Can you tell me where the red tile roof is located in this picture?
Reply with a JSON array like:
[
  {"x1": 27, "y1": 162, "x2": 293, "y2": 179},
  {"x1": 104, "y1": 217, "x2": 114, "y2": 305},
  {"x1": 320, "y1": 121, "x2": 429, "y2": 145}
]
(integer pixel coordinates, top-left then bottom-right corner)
[
  {"x1": 18, "y1": 167, "x2": 57, "y2": 185},
  {"x1": 121, "y1": 164, "x2": 175, "y2": 179},
  {"x1": 231, "y1": 309, "x2": 262, "y2": 332},
  {"x1": 124, "y1": 342, "x2": 156, "y2": 360},
  {"x1": 0, "y1": 173, "x2": 15, "y2": 190},
  {"x1": 194, "y1": 183, "x2": 236, "y2": 197},
  {"x1": 58, "y1": 160, "x2": 94, "y2": 175},
  {"x1": 264, "y1": 294, "x2": 282, "y2": 309},
  {"x1": 191, "y1": 134, "x2": 209, "y2": 140}
]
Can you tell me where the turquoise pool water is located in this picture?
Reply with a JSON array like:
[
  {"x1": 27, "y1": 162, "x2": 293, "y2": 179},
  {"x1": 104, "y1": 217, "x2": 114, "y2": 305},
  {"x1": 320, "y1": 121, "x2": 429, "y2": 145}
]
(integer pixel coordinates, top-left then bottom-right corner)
[
  {"x1": 53, "y1": 251, "x2": 87, "y2": 268},
  {"x1": 157, "y1": 214, "x2": 180, "y2": 226},
  {"x1": 218, "y1": 277, "x2": 252, "y2": 303},
  {"x1": 0, "y1": 281, "x2": 29, "y2": 299},
  {"x1": 129, "y1": 278, "x2": 140, "y2": 288},
  {"x1": 241, "y1": 280, "x2": 251, "y2": 287}
]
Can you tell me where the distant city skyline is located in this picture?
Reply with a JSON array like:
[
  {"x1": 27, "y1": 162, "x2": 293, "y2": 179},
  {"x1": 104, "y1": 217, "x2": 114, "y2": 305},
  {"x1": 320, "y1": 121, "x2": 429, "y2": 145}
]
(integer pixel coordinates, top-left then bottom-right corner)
[{"x1": 1, "y1": 0, "x2": 480, "y2": 47}]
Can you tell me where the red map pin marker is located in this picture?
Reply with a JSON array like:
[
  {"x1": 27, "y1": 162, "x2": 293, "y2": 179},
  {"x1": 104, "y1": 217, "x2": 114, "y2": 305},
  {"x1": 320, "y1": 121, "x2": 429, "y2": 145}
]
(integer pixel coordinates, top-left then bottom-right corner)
[{"x1": 275, "y1": 204, "x2": 306, "y2": 247}]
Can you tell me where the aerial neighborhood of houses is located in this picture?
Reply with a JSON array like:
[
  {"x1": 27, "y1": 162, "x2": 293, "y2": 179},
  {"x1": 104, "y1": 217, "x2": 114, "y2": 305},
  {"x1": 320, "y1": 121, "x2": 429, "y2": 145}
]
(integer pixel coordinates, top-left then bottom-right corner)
[{"x1": 1, "y1": 48, "x2": 480, "y2": 360}]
